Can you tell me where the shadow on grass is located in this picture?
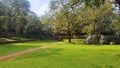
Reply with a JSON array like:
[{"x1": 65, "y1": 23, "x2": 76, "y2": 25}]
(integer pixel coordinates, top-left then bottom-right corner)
[
  {"x1": 0, "y1": 40, "x2": 36, "y2": 44},
  {"x1": 0, "y1": 39, "x2": 56, "y2": 45}
]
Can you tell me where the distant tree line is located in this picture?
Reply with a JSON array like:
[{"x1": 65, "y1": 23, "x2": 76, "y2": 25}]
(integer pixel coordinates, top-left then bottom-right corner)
[
  {"x1": 0, "y1": 0, "x2": 42, "y2": 40},
  {"x1": 1, "y1": 0, "x2": 120, "y2": 42}
]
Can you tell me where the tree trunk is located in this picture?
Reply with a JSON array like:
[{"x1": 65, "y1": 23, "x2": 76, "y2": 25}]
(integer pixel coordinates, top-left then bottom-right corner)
[
  {"x1": 16, "y1": 28, "x2": 21, "y2": 41},
  {"x1": 93, "y1": 22, "x2": 96, "y2": 35},
  {"x1": 93, "y1": 20, "x2": 97, "y2": 35},
  {"x1": 68, "y1": 31, "x2": 72, "y2": 43},
  {"x1": 18, "y1": 29, "x2": 21, "y2": 41},
  {"x1": 5, "y1": 29, "x2": 8, "y2": 38}
]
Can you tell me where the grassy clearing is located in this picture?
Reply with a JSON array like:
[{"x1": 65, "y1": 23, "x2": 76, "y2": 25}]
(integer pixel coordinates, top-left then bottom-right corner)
[
  {"x1": 0, "y1": 40, "x2": 55, "y2": 56},
  {"x1": 0, "y1": 39, "x2": 120, "y2": 68}
]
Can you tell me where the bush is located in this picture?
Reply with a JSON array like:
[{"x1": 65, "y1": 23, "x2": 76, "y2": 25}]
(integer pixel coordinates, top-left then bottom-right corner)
[
  {"x1": 85, "y1": 35, "x2": 120, "y2": 45},
  {"x1": 100, "y1": 35, "x2": 120, "y2": 44},
  {"x1": 110, "y1": 36, "x2": 120, "y2": 44},
  {"x1": 56, "y1": 36, "x2": 63, "y2": 41}
]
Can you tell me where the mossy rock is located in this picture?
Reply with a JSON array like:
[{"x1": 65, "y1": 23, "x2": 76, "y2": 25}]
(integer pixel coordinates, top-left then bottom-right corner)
[{"x1": 85, "y1": 35, "x2": 99, "y2": 44}]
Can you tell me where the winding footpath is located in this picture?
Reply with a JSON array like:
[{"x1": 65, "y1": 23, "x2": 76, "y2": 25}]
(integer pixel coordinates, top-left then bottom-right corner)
[{"x1": 0, "y1": 42, "x2": 60, "y2": 61}]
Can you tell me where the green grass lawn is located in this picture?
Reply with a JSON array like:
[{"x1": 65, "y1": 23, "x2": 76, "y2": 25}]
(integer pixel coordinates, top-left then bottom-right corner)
[
  {"x1": 0, "y1": 40, "x2": 54, "y2": 56},
  {"x1": 0, "y1": 40, "x2": 120, "y2": 68}
]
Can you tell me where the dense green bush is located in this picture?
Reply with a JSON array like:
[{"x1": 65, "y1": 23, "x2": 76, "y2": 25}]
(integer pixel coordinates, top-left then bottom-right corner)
[
  {"x1": 86, "y1": 35, "x2": 120, "y2": 45},
  {"x1": 99, "y1": 35, "x2": 120, "y2": 44}
]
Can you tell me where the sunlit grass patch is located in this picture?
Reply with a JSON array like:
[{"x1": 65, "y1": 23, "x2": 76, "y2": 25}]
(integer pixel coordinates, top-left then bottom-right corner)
[
  {"x1": 0, "y1": 40, "x2": 120, "y2": 68},
  {"x1": 0, "y1": 40, "x2": 55, "y2": 56}
]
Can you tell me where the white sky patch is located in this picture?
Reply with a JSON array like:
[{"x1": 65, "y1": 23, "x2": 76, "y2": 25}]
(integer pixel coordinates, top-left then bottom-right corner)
[
  {"x1": 33, "y1": 3, "x2": 49, "y2": 16},
  {"x1": 28, "y1": 0, "x2": 50, "y2": 16}
]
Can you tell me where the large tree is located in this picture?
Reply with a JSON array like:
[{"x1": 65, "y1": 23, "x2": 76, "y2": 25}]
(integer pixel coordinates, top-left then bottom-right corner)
[
  {"x1": 49, "y1": 0, "x2": 83, "y2": 43},
  {"x1": 81, "y1": 0, "x2": 120, "y2": 8},
  {"x1": 0, "y1": 1, "x2": 10, "y2": 37},
  {"x1": 83, "y1": 3, "x2": 114, "y2": 35}
]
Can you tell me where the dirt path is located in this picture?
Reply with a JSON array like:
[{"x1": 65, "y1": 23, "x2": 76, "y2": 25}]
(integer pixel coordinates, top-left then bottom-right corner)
[{"x1": 0, "y1": 42, "x2": 60, "y2": 61}]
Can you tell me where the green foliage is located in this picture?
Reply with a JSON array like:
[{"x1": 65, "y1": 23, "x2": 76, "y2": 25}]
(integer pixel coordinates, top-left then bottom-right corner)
[
  {"x1": 0, "y1": 0, "x2": 42, "y2": 38},
  {"x1": 83, "y1": 3, "x2": 114, "y2": 35},
  {"x1": 111, "y1": 14, "x2": 120, "y2": 36},
  {"x1": 42, "y1": 0, "x2": 120, "y2": 42},
  {"x1": 46, "y1": 0, "x2": 86, "y2": 42},
  {"x1": 41, "y1": 13, "x2": 54, "y2": 34},
  {"x1": 1, "y1": 0, "x2": 120, "y2": 39}
]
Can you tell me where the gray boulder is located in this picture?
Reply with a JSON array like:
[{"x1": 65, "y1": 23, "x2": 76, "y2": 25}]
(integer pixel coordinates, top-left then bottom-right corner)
[
  {"x1": 99, "y1": 35, "x2": 109, "y2": 44},
  {"x1": 86, "y1": 35, "x2": 99, "y2": 44}
]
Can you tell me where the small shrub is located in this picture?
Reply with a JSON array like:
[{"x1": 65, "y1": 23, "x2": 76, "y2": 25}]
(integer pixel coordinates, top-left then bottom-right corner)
[
  {"x1": 100, "y1": 35, "x2": 120, "y2": 44},
  {"x1": 56, "y1": 36, "x2": 63, "y2": 42}
]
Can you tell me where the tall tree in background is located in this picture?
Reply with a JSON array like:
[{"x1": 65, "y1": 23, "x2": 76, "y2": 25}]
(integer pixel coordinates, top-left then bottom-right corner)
[
  {"x1": 83, "y1": 3, "x2": 114, "y2": 35},
  {"x1": 9, "y1": 0, "x2": 30, "y2": 40},
  {"x1": 25, "y1": 14, "x2": 42, "y2": 35},
  {"x1": 81, "y1": 0, "x2": 120, "y2": 9},
  {"x1": 0, "y1": 1, "x2": 10, "y2": 37},
  {"x1": 111, "y1": 14, "x2": 120, "y2": 36},
  {"x1": 49, "y1": 0, "x2": 83, "y2": 43},
  {"x1": 0, "y1": 0, "x2": 42, "y2": 39}
]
